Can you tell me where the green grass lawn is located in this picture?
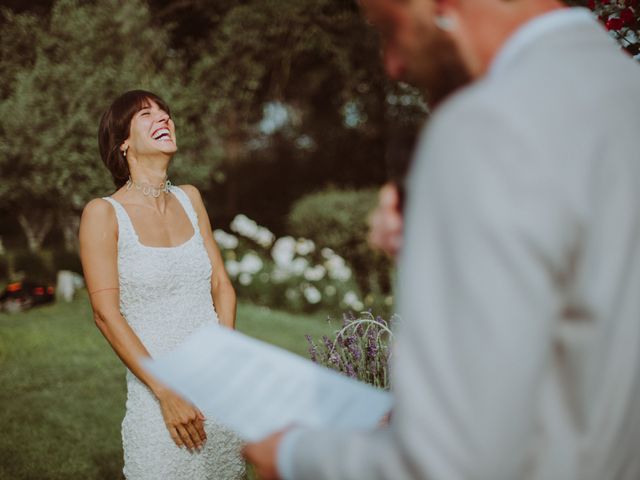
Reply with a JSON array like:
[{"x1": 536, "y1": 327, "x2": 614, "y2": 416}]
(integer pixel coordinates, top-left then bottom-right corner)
[{"x1": 0, "y1": 291, "x2": 337, "y2": 480}]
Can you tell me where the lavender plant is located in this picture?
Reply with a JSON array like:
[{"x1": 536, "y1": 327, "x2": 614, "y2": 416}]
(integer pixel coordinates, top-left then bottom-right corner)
[{"x1": 306, "y1": 311, "x2": 396, "y2": 390}]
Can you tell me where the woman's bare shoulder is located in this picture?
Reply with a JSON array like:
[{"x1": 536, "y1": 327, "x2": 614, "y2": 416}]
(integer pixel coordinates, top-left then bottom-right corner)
[
  {"x1": 177, "y1": 184, "x2": 204, "y2": 208},
  {"x1": 81, "y1": 198, "x2": 117, "y2": 230},
  {"x1": 177, "y1": 184, "x2": 200, "y2": 198}
]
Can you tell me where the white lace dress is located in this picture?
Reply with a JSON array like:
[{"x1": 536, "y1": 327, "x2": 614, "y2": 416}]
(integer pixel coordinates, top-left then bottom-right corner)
[{"x1": 102, "y1": 186, "x2": 245, "y2": 480}]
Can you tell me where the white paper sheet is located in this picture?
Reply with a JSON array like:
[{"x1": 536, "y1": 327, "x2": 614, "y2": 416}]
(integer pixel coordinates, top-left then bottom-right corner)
[{"x1": 143, "y1": 323, "x2": 393, "y2": 441}]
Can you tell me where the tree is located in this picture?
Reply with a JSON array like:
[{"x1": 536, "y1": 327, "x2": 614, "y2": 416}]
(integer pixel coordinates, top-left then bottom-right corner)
[
  {"x1": 0, "y1": 0, "x2": 215, "y2": 252},
  {"x1": 0, "y1": 0, "x2": 428, "y2": 242},
  {"x1": 186, "y1": 0, "x2": 425, "y2": 230}
]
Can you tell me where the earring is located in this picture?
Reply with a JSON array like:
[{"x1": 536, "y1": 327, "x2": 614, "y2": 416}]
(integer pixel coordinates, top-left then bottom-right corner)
[
  {"x1": 435, "y1": 15, "x2": 455, "y2": 32},
  {"x1": 122, "y1": 147, "x2": 128, "y2": 158}
]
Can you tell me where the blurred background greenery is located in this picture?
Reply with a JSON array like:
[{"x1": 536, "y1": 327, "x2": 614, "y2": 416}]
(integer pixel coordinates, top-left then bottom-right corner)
[
  {"x1": 0, "y1": 0, "x2": 430, "y2": 318},
  {"x1": 0, "y1": 0, "x2": 623, "y2": 304},
  {"x1": 0, "y1": 0, "x2": 424, "y2": 278},
  {"x1": 1, "y1": 0, "x2": 637, "y2": 478},
  {"x1": 0, "y1": 1, "x2": 423, "y2": 477}
]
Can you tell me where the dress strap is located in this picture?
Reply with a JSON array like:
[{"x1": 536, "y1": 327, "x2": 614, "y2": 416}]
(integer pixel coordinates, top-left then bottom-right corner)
[
  {"x1": 101, "y1": 197, "x2": 138, "y2": 243},
  {"x1": 170, "y1": 186, "x2": 200, "y2": 230}
]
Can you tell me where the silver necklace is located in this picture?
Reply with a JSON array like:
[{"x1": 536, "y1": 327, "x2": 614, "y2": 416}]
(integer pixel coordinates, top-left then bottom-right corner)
[{"x1": 125, "y1": 176, "x2": 172, "y2": 198}]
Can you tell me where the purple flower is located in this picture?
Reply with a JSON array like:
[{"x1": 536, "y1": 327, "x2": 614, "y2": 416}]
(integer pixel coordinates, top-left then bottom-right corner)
[
  {"x1": 305, "y1": 311, "x2": 393, "y2": 390},
  {"x1": 348, "y1": 340, "x2": 361, "y2": 362},
  {"x1": 366, "y1": 328, "x2": 378, "y2": 359},
  {"x1": 305, "y1": 335, "x2": 318, "y2": 363},
  {"x1": 345, "y1": 363, "x2": 356, "y2": 378},
  {"x1": 376, "y1": 316, "x2": 389, "y2": 328},
  {"x1": 329, "y1": 352, "x2": 340, "y2": 367}
]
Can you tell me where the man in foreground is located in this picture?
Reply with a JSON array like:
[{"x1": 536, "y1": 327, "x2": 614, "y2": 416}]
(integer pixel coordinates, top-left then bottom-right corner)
[{"x1": 244, "y1": 0, "x2": 640, "y2": 478}]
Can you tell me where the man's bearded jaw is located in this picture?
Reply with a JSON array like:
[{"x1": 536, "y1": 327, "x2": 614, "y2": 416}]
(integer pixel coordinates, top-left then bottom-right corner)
[{"x1": 409, "y1": 30, "x2": 473, "y2": 107}]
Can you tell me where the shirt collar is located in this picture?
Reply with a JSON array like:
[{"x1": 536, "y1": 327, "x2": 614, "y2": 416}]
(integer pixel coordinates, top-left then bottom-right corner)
[{"x1": 489, "y1": 7, "x2": 597, "y2": 77}]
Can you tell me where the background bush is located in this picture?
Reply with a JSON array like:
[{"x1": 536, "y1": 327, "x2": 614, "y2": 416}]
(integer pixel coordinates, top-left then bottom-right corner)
[
  {"x1": 12, "y1": 250, "x2": 54, "y2": 283},
  {"x1": 52, "y1": 248, "x2": 83, "y2": 274},
  {"x1": 213, "y1": 212, "x2": 394, "y2": 315},
  {"x1": 0, "y1": 254, "x2": 8, "y2": 283},
  {"x1": 288, "y1": 188, "x2": 394, "y2": 300}
]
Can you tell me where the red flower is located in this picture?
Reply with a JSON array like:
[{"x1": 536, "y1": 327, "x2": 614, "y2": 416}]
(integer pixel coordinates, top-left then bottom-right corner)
[
  {"x1": 620, "y1": 8, "x2": 636, "y2": 24},
  {"x1": 606, "y1": 17, "x2": 625, "y2": 31}
]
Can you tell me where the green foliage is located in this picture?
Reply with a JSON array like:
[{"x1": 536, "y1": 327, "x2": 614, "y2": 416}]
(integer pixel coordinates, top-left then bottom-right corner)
[
  {"x1": 12, "y1": 250, "x2": 54, "y2": 282},
  {"x1": 52, "y1": 248, "x2": 82, "y2": 274},
  {"x1": 193, "y1": 0, "x2": 383, "y2": 126},
  {"x1": 0, "y1": 254, "x2": 8, "y2": 282},
  {"x1": 187, "y1": 0, "x2": 425, "y2": 228},
  {"x1": 1, "y1": 0, "x2": 159, "y2": 208},
  {"x1": 2, "y1": 0, "x2": 637, "y2": 254},
  {"x1": 0, "y1": 0, "x2": 427, "y2": 249},
  {"x1": 288, "y1": 188, "x2": 393, "y2": 299},
  {"x1": 289, "y1": 188, "x2": 375, "y2": 250},
  {"x1": 0, "y1": 8, "x2": 41, "y2": 100},
  {"x1": 0, "y1": 0, "x2": 222, "y2": 250}
]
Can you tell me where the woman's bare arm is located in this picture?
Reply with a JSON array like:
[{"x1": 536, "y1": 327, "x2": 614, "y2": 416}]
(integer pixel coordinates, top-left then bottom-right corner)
[
  {"x1": 79, "y1": 198, "x2": 170, "y2": 394},
  {"x1": 181, "y1": 185, "x2": 237, "y2": 329}
]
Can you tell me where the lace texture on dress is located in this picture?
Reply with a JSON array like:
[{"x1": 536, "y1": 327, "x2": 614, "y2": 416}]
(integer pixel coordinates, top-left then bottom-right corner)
[{"x1": 102, "y1": 186, "x2": 245, "y2": 480}]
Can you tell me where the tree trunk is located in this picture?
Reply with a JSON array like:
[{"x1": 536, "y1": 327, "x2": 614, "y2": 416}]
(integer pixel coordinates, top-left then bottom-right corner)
[
  {"x1": 17, "y1": 210, "x2": 54, "y2": 252},
  {"x1": 60, "y1": 213, "x2": 81, "y2": 252}
]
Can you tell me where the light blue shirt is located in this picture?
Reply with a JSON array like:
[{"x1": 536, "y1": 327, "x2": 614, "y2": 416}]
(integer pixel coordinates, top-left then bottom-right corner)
[
  {"x1": 277, "y1": 428, "x2": 304, "y2": 480},
  {"x1": 276, "y1": 7, "x2": 601, "y2": 480}
]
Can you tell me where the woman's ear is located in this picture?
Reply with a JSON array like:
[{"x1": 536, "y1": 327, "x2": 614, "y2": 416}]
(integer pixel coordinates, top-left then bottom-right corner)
[{"x1": 121, "y1": 144, "x2": 128, "y2": 157}]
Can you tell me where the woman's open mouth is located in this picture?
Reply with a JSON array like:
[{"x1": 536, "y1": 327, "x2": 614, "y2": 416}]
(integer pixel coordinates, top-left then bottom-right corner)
[{"x1": 151, "y1": 127, "x2": 172, "y2": 142}]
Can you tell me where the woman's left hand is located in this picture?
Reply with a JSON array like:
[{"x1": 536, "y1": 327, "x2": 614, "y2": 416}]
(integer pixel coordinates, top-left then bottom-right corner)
[{"x1": 157, "y1": 388, "x2": 207, "y2": 451}]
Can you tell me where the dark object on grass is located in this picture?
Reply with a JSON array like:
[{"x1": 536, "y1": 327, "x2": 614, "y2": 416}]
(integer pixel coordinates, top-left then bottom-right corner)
[{"x1": 0, "y1": 280, "x2": 55, "y2": 313}]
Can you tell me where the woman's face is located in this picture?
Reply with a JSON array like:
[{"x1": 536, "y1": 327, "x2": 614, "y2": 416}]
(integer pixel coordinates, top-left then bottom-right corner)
[{"x1": 122, "y1": 99, "x2": 177, "y2": 158}]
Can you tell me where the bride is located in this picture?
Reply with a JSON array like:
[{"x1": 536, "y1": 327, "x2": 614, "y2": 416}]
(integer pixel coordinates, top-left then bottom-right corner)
[{"x1": 79, "y1": 90, "x2": 245, "y2": 479}]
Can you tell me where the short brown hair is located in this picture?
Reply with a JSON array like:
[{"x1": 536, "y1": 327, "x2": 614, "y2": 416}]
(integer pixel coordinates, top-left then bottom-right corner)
[{"x1": 98, "y1": 90, "x2": 171, "y2": 188}]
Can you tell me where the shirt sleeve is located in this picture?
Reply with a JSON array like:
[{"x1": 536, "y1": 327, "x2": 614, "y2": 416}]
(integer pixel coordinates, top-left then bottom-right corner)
[
  {"x1": 277, "y1": 428, "x2": 305, "y2": 480},
  {"x1": 282, "y1": 93, "x2": 570, "y2": 480}
]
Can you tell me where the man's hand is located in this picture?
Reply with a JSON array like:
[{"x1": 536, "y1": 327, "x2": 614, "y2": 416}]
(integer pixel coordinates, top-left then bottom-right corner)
[
  {"x1": 368, "y1": 182, "x2": 404, "y2": 257},
  {"x1": 242, "y1": 430, "x2": 288, "y2": 480},
  {"x1": 378, "y1": 410, "x2": 392, "y2": 427}
]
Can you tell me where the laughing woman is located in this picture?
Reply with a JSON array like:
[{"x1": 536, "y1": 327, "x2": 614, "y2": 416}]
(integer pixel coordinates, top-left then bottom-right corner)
[{"x1": 79, "y1": 90, "x2": 245, "y2": 480}]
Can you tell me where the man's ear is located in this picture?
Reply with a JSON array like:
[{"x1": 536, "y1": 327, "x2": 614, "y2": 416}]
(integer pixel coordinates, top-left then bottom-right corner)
[{"x1": 433, "y1": 0, "x2": 459, "y2": 31}]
